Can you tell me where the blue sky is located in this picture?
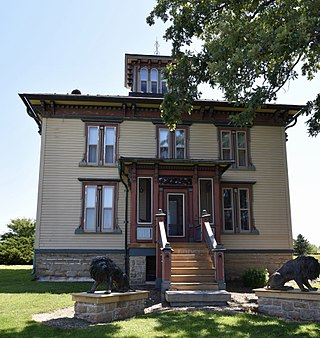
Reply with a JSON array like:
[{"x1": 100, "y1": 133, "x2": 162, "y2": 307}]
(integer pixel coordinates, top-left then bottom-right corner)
[{"x1": 1, "y1": 1, "x2": 320, "y2": 245}]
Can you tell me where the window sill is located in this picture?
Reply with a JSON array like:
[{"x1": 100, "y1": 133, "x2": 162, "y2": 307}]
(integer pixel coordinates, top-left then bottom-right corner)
[
  {"x1": 75, "y1": 227, "x2": 122, "y2": 234},
  {"x1": 228, "y1": 165, "x2": 256, "y2": 171},
  {"x1": 79, "y1": 161, "x2": 117, "y2": 168}
]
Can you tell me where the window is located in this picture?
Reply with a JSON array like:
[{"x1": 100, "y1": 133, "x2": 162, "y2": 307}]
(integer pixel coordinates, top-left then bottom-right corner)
[
  {"x1": 158, "y1": 127, "x2": 187, "y2": 159},
  {"x1": 151, "y1": 68, "x2": 158, "y2": 94},
  {"x1": 222, "y1": 185, "x2": 252, "y2": 233},
  {"x1": 161, "y1": 71, "x2": 167, "y2": 94},
  {"x1": 83, "y1": 183, "x2": 117, "y2": 232},
  {"x1": 86, "y1": 124, "x2": 117, "y2": 165},
  {"x1": 140, "y1": 68, "x2": 148, "y2": 93},
  {"x1": 220, "y1": 129, "x2": 249, "y2": 168},
  {"x1": 199, "y1": 179, "x2": 214, "y2": 223},
  {"x1": 137, "y1": 177, "x2": 153, "y2": 223}
]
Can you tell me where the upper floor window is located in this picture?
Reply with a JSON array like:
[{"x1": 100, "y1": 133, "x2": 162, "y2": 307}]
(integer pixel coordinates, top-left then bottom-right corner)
[
  {"x1": 220, "y1": 129, "x2": 249, "y2": 168},
  {"x1": 86, "y1": 124, "x2": 117, "y2": 166},
  {"x1": 222, "y1": 185, "x2": 252, "y2": 233},
  {"x1": 161, "y1": 71, "x2": 167, "y2": 94},
  {"x1": 140, "y1": 68, "x2": 148, "y2": 93},
  {"x1": 158, "y1": 127, "x2": 187, "y2": 159},
  {"x1": 83, "y1": 183, "x2": 117, "y2": 232},
  {"x1": 151, "y1": 68, "x2": 158, "y2": 94},
  {"x1": 138, "y1": 67, "x2": 167, "y2": 94}
]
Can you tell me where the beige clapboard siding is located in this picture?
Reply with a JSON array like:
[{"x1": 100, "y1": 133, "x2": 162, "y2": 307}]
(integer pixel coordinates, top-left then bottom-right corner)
[
  {"x1": 189, "y1": 123, "x2": 218, "y2": 159},
  {"x1": 38, "y1": 118, "x2": 125, "y2": 250},
  {"x1": 221, "y1": 125, "x2": 292, "y2": 250},
  {"x1": 119, "y1": 120, "x2": 156, "y2": 158}
]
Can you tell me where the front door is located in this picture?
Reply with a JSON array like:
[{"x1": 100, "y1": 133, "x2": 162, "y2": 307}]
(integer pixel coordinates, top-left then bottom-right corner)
[{"x1": 165, "y1": 190, "x2": 188, "y2": 241}]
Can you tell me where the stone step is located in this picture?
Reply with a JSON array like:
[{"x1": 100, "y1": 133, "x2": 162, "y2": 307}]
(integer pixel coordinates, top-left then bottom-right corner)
[
  {"x1": 165, "y1": 290, "x2": 231, "y2": 306},
  {"x1": 170, "y1": 282, "x2": 219, "y2": 291}
]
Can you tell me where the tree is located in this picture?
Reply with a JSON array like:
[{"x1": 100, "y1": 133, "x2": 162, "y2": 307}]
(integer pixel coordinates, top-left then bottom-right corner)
[
  {"x1": 293, "y1": 234, "x2": 312, "y2": 256},
  {"x1": 147, "y1": 0, "x2": 320, "y2": 134},
  {"x1": 0, "y1": 218, "x2": 35, "y2": 264}
]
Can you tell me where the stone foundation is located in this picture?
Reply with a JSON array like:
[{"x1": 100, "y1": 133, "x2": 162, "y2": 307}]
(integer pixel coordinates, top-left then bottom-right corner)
[
  {"x1": 72, "y1": 291, "x2": 149, "y2": 323},
  {"x1": 225, "y1": 252, "x2": 292, "y2": 280},
  {"x1": 255, "y1": 288, "x2": 320, "y2": 321},
  {"x1": 34, "y1": 252, "x2": 125, "y2": 281},
  {"x1": 129, "y1": 256, "x2": 146, "y2": 285}
]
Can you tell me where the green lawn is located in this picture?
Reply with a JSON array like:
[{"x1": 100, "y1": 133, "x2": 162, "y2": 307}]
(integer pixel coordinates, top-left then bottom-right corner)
[{"x1": 1, "y1": 265, "x2": 320, "y2": 337}]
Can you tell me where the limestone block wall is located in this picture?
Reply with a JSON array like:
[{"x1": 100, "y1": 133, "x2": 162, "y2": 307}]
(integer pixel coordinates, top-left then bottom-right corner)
[
  {"x1": 129, "y1": 256, "x2": 146, "y2": 285},
  {"x1": 255, "y1": 289, "x2": 320, "y2": 321},
  {"x1": 225, "y1": 252, "x2": 292, "y2": 280},
  {"x1": 34, "y1": 252, "x2": 125, "y2": 281}
]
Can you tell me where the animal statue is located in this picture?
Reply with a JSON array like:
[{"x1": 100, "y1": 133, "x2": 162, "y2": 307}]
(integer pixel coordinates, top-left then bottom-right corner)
[
  {"x1": 267, "y1": 256, "x2": 320, "y2": 292},
  {"x1": 88, "y1": 256, "x2": 133, "y2": 294}
]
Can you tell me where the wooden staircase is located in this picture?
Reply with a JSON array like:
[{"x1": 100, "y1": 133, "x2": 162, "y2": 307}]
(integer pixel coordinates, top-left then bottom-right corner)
[{"x1": 170, "y1": 242, "x2": 219, "y2": 291}]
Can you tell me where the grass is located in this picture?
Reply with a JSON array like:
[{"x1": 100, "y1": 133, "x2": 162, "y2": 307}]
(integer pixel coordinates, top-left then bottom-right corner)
[{"x1": 1, "y1": 266, "x2": 320, "y2": 337}]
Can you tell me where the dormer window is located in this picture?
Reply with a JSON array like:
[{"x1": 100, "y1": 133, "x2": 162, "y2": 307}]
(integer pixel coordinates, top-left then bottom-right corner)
[
  {"x1": 140, "y1": 68, "x2": 148, "y2": 93},
  {"x1": 151, "y1": 69, "x2": 158, "y2": 94},
  {"x1": 161, "y1": 72, "x2": 167, "y2": 94}
]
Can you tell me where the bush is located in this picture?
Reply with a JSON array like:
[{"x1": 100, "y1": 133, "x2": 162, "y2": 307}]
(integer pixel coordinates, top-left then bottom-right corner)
[
  {"x1": 242, "y1": 268, "x2": 269, "y2": 288},
  {"x1": 0, "y1": 218, "x2": 35, "y2": 265}
]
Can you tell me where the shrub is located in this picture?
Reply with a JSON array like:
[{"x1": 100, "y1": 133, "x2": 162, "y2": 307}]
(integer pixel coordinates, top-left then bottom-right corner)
[
  {"x1": 0, "y1": 218, "x2": 35, "y2": 265},
  {"x1": 242, "y1": 268, "x2": 269, "y2": 288}
]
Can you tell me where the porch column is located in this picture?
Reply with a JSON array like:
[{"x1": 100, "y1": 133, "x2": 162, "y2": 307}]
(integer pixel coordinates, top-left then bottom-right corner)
[
  {"x1": 155, "y1": 209, "x2": 165, "y2": 288},
  {"x1": 213, "y1": 167, "x2": 222, "y2": 244}
]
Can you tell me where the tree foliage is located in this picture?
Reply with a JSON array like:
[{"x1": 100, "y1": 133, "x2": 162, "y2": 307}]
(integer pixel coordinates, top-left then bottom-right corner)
[
  {"x1": 293, "y1": 234, "x2": 313, "y2": 256},
  {"x1": 147, "y1": 0, "x2": 320, "y2": 134},
  {"x1": 0, "y1": 218, "x2": 35, "y2": 265}
]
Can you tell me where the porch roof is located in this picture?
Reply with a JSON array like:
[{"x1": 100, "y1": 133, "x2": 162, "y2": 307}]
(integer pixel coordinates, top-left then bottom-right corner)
[{"x1": 119, "y1": 157, "x2": 234, "y2": 174}]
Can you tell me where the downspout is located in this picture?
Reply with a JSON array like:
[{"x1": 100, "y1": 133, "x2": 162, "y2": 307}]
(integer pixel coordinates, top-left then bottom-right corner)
[{"x1": 118, "y1": 160, "x2": 129, "y2": 276}]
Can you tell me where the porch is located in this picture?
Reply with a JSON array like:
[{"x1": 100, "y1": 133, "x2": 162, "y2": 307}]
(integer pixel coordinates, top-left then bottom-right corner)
[{"x1": 119, "y1": 157, "x2": 232, "y2": 295}]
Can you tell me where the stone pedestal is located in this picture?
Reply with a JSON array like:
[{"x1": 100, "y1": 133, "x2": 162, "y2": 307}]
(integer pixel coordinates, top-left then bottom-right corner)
[
  {"x1": 255, "y1": 288, "x2": 320, "y2": 321},
  {"x1": 72, "y1": 291, "x2": 149, "y2": 323}
]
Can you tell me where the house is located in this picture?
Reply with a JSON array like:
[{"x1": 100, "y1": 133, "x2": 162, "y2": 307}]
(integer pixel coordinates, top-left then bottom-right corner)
[{"x1": 20, "y1": 53, "x2": 303, "y2": 290}]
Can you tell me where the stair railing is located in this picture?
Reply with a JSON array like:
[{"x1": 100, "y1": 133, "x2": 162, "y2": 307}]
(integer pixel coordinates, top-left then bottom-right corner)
[
  {"x1": 201, "y1": 210, "x2": 226, "y2": 290},
  {"x1": 155, "y1": 209, "x2": 173, "y2": 292}
]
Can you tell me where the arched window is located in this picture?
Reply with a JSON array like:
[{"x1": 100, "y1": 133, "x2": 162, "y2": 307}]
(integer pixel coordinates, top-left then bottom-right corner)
[
  {"x1": 161, "y1": 71, "x2": 167, "y2": 94},
  {"x1": 151, "y1": 68, "x2": 158, "y2": 94},
  {"x1": 140, "y1": 68, "x2": 148, "y2": 93}
]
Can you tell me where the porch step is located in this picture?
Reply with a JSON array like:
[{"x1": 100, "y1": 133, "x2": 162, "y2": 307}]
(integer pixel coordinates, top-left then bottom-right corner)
[
  {"x1": 171, "y1": 260, "x2": 212, "y2": 268},
  {"x1": 170, "y1": 282, "x2": 219, "y2": 291},
  {"x1": 165, "y1": 290, "x2": 231, "y2": 306},
  {"x1": 169, "y1": 242, "x2": 217, "y2": 291},
  {"x1": 172, "y1": 267, "x2": 214, "y2": 275},
  {"x1": 171, "y1": 253, "x2": 210, "y2": 260},
  {"x1": 171, "y1": 274, "x2": 214, "y2": 283}
]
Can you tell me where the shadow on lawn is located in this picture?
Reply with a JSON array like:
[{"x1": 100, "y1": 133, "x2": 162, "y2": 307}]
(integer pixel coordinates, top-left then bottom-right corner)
[
  {"x1": 0, "y1": 320, "x2": 122, "y2": 338},
  {"x1": 1, "y1": 268, "x2": 91, "y2": 294},
  {"x1": 145, "y1": 311, "x2": 320, "y2": 338}
]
